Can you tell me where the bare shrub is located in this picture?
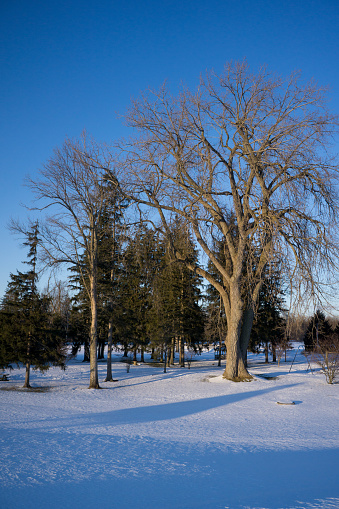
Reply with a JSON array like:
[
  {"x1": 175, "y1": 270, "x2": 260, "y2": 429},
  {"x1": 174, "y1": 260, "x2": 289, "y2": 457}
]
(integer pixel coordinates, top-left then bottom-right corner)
[{"x1": 309, "y1": 334, "x2": 339, "y2": 384}]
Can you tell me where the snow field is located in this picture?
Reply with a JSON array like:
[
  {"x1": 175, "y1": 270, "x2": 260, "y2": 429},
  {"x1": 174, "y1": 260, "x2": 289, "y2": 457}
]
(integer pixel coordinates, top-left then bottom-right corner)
[{"x1": 0, "y1": 347, "x2": 338, "y2": 509}]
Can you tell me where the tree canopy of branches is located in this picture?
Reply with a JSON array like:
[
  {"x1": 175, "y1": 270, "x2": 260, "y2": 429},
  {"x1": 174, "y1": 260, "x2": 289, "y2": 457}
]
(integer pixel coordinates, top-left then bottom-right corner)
[
  {"x1": 27, "y1": 133, "x2": 118, "y2": 388},
  {"x1": 117, "y1": 61, "x2": 339, "y2": 381}
]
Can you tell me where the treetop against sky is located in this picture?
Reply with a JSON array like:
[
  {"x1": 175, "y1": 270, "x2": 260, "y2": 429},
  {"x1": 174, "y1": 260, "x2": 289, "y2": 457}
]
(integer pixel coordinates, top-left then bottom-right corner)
[{"x1": 1, "y1": 0, "x2": 339, "y2": 300}]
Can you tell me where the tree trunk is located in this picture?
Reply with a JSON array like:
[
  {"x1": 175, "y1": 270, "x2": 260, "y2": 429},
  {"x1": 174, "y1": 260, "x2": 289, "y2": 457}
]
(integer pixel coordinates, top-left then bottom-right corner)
[
  {"x1": 140, "y1": 348, "x2": 144, "y2": 363},
  {"x1": 272, "y1": 343, "x2": 276, "y2": 362},
  {"x1": 170, "y1": 338, "x2": 174, "y2": 364},
  {"x1": 223, "y1": 329, "x2": 250, "y2": 380},
  {"x1": 180, "y1": 338, "x2": 185, "y2": 367},
  {"x1": 83, "y1": 341, "x2": 90, "y2": 362},
  {"x1": 98, "y1": 341, "x2": 105, "y2": 359},
  {"x1": 105, "y1": 318, "x2": 113, "y2": 381},
  {"x1": 106, "y1": 213, "x2": 116, "y2": 382},
  {"x1": 265, "y1": 342, "x2": 269, "y2": 363},
  {"x1": 89, "y1": 272, "x2": 100, "y2": 389},
  {"x1": 163, "y1": 347, "x2": 167, "y2": 373},
  {"x1": 222, "y1": 286, "x2": 252, "y2": 381},
  {"x1": 24, "y1": 361, "x2": 31, "y2": 388},
  {"x1": 239, "y1": 307, "x2": 254, "y2": 368},
  {"x1": 23, "y1": 338, "x2": 31, "y2": 388}
]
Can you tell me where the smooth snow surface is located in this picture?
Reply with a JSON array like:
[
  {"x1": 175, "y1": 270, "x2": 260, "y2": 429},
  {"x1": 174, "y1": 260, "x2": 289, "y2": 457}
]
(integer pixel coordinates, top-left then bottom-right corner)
[{"x1": 1, "y1": 346, "x2": 338, "y2": 509}]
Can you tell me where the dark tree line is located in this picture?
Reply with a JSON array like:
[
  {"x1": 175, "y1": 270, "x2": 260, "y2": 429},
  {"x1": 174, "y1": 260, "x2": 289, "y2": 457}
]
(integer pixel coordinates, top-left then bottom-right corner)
[
  {"x1": 68, "y1": 220, "x2": 205, "y2": 367},
  {"x1": 0, "y1": 217, "x2": 208, "y2": 384}
]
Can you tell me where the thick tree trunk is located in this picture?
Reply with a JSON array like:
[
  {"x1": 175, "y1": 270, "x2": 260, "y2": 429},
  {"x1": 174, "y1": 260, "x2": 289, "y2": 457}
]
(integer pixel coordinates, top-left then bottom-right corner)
[
  {"x1": 222, "y1": 285, "x2": 252, "y2": 381},
  {"x1": 223, "y1": 330, "x2": 250, "y2": 380},
  {"x1": 239, "y1": 308, "x2": 254, "y2": 368},
  {"x1": 89, "y1": 273, "x2": 100, "y2": 389},
  {"x1": 105, "y1": 318, "x2": 113, "y2": 381}
]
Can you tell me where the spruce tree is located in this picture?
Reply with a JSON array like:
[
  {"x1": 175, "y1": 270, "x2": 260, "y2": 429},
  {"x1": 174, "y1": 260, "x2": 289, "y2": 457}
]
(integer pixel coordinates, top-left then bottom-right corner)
[
  {"x1": 96, "y1": 183, "x2": 129, "y2": 380},
  {"x1": 248, "y1": 266, "x2": 286, "y2": 363},
  {"x1": 0, "y1": 223, "x2": 67, "y2": 386},
  {"x1": 304, "y1": 310, "x2": 332, "y2": 352},
  {"x1": 67, "y1": 181, "x2": 128, "y2": 379},
  {"x1": 149, "y1": 220, "x2": 204, "y2": 366},
  {"x1": 119, "y1": 226, "x2": 161, "y2": 361}
]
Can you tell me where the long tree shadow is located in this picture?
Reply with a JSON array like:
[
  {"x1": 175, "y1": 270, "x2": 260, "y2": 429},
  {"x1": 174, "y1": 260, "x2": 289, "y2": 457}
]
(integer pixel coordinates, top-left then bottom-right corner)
[
  {"x1": 13, "y1": 383, "x2": 298, "y2": 432},
  {"x1": 71, "y1": 383, "x2": 297, "y2": 428}
]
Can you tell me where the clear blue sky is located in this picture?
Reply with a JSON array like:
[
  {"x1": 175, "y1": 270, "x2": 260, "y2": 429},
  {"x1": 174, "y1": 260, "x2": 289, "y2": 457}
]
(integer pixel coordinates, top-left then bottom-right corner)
[{"x1": 1, "y1": 0, "x2": 339, "y2": 298}]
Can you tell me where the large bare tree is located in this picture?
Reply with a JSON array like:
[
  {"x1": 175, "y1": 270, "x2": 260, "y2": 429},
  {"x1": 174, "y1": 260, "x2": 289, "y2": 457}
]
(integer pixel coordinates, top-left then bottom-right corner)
[
  {"x1": 28, "y1": 133, "x2": 115, "y2": 388},
  {"x1": 117, "y1": 61, "x2": 339, "y2": 381}
]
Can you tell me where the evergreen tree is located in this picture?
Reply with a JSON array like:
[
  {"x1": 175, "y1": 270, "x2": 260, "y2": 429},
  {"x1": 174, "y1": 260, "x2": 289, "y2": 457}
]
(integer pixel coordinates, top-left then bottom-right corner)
[
  {"x1": 116, "y1": 221, "x2": 204, "y2": 367},
  {"x1": 0, "y1": 223, "x2": 67, "y2": 386},
  {"x1": 304, "y1": 310, "x2": 332, "y2": 352},
  {"x1": 28, "y1": 134, "x2": 119, "y2": 388},
  {"x1": 119, "y1": 226, "x2": 161, "y2": 361},
  {"x1": 67, "y1": 180, "x2": 128, "y2": 380},
  {"x1": 67, "y1": 254, "x2": 91, "y2": 361},
  {"x1": 248, "y1": 266, "x2": 286, "y2": 363},
  {"x1": 96, "y1": 182, "x2": 129, "y2": 380},
  {"x1": 150, "y1": 220, "x2": 205, "y2": 366}
]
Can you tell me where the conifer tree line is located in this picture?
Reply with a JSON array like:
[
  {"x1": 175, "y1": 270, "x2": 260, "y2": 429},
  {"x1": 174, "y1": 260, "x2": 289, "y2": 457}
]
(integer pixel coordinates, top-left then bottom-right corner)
[
  {"x1": 0, "y1": 211, "x2": 209, "y2": 384},
  {"x1": 1, "y1": 61, "x2": 339, "y2": 387}
]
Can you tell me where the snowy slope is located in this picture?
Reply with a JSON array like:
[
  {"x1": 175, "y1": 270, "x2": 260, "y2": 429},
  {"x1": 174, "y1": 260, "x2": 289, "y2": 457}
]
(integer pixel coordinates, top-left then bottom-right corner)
[{"x1": 0, "y1": 347, "x2": 338, "y2": 509}]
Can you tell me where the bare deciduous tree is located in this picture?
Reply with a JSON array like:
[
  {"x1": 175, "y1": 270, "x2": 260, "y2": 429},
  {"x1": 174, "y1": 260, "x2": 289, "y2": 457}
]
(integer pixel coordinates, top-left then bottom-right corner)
[
  {"x1": 28, "y1": 133, "x2": 115, "y2": 389},
  {"x1": 116, "y1": 61, "x2": 339, "y2": 381}
]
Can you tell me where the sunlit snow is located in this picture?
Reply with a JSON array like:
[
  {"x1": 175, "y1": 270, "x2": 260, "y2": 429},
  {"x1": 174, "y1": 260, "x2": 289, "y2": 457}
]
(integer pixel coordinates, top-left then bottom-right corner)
[{"x1": 1, "y1": 346, "x2": 338, "y2": 509}]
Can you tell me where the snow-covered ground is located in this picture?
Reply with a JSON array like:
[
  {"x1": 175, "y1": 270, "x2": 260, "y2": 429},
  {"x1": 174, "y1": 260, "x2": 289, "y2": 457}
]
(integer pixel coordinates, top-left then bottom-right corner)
[{"x1": 1, "y1": 346, "x2": 338, "y2": 509}]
